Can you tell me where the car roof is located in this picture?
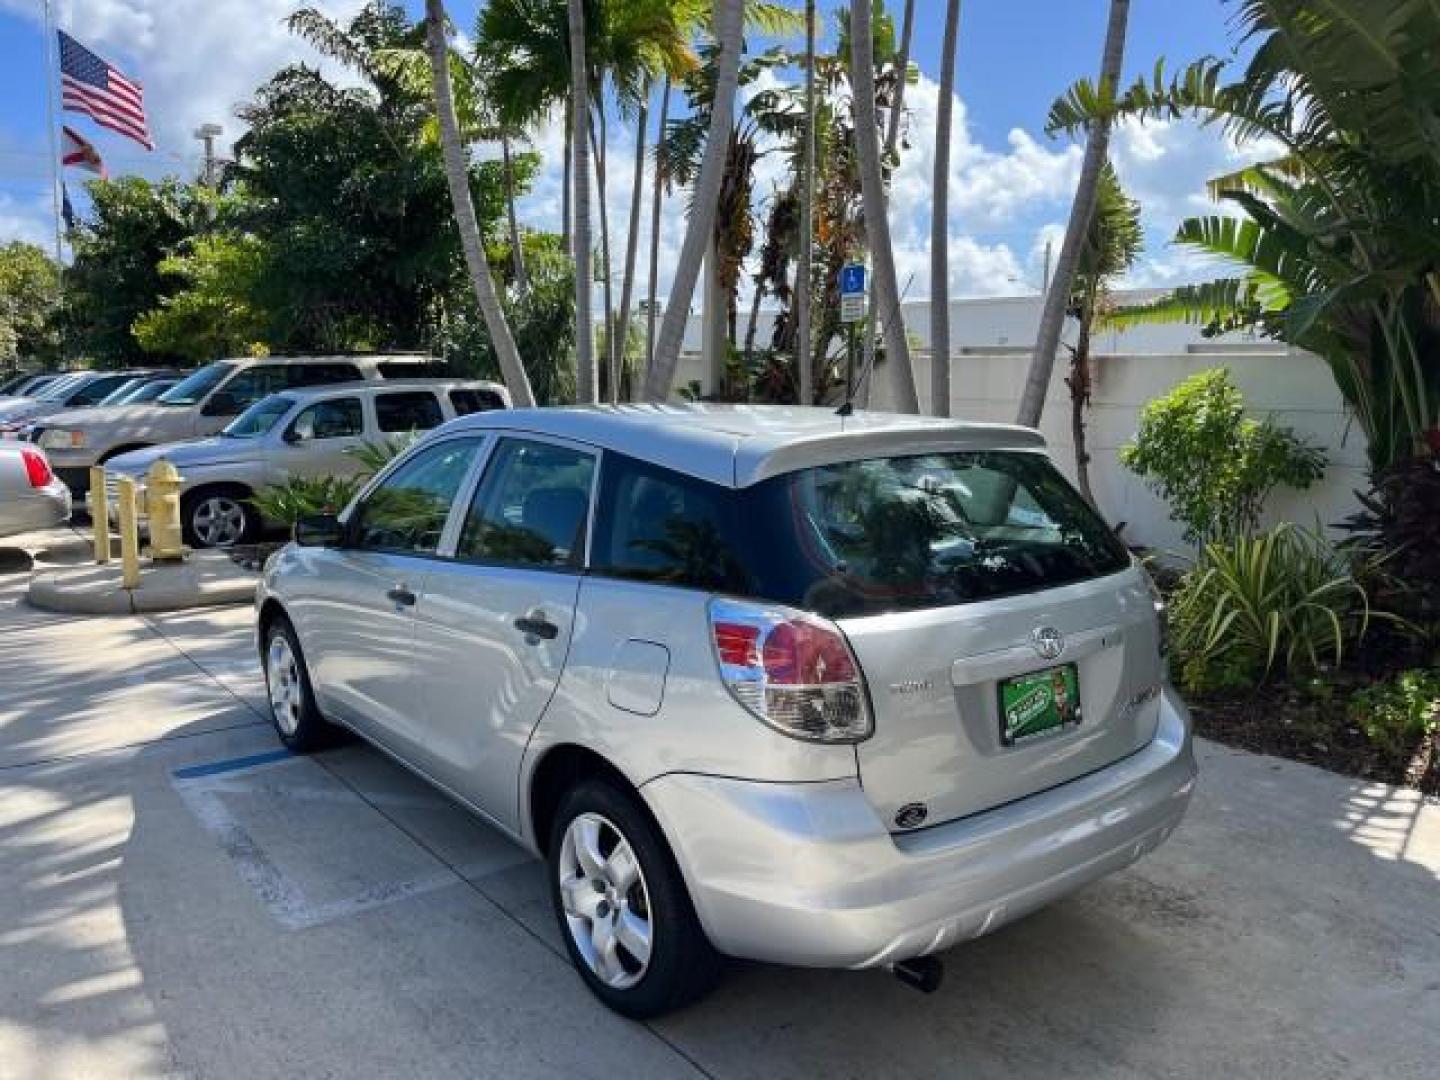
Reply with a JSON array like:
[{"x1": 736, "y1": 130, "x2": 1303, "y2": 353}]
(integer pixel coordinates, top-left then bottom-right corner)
[
  {"x1": 442, "y1": 404, "x2": 1046, "y2": 488},
  {"x1": 275, "y1": 379, "x2": 508, "y2": 403}
]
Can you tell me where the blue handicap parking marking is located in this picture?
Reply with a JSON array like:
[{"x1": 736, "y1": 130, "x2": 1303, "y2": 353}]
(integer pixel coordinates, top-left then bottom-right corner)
[{"x1": 172, "y1": 748, "x2": 293, "y2": 780}]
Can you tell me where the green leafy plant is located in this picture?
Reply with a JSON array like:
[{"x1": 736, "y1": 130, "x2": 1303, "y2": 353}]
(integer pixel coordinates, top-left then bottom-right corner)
[
  {"x1": 1121, "y1": 368, "x2": 1325, "y2": 547},
  {"x1": 1348, "y1": 669, "x2": 1440, "y2": 759},
  {"x1": 248, "y1": 475, "x2": 365, "y2": 527},
  {"x1": 1170, "y1": 523, "x2": 1374, "y2": 693}
]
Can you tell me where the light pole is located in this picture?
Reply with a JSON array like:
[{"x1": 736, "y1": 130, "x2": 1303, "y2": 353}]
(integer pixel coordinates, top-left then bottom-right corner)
[{"x1": 193, "y1": 123, "x2": 222, "y2": 186}]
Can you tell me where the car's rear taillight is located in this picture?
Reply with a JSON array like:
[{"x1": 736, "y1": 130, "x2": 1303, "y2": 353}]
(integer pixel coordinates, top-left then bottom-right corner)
[
  {"x1": 709, "y1": 597, "x2": 872, "y2": 743},
  {"x1": 20, "y1": 448, "x2": 53, "y2": 489}
]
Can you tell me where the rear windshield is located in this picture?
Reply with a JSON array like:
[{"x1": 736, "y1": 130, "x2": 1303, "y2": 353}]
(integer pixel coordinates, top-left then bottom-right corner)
[{"x1": 592, "y1": 450, "x2": 1130, "y2": 618}]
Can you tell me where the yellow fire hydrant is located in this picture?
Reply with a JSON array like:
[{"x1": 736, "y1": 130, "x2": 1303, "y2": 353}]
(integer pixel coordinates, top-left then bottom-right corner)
[{"x1": 144, "y1": 458, "x2": 187, "y2": 562}]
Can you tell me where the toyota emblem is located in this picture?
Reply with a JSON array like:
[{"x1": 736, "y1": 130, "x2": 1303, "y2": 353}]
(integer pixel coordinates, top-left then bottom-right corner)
[{"x1": 1031, "y1": 627, "x2": 1065, "y2": 660}]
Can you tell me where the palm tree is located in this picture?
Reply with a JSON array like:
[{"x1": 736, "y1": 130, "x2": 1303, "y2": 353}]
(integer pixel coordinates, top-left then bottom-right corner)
[
  {"x1": 930, "y1": 0, "x2": 960, "y2": 418},
  {"x1": 424, "y1": 0, "x2": 535, "y2": 407},
  {"x1": 616, "y1": 89, "x2": 650, "y2": 401},
  {"x1": 849, "y1": 0, "x2": 918, "y2": 413},
  {"x1": 567, "y1": 0, "x2": 597, "y2": 404},
  {"x1": 1017, "y1": 0, "x2": 1129, "y2": 428},
  {"x1": 644, "y1": 0, "x2": 746, "y2": 400},
  {"x1": 1066, "y1": 162, "x2": 1140, "y2": 505},
  {"x1": 795, "y1": 0, "x2": 817, "y2": 405},
  {"x1": 645, "y1": 77, "x2": 672, "y2": 371}
]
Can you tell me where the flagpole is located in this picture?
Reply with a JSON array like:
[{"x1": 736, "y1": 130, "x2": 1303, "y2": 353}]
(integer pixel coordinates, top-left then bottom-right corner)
[{"x1": 42, "y1": 1, "x2": 64, "y2": 266}]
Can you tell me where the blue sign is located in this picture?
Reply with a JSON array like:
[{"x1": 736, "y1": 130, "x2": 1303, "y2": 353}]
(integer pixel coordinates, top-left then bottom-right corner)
[{"x1": 840, "y1": 263, "x2": 866, "y2": 297}]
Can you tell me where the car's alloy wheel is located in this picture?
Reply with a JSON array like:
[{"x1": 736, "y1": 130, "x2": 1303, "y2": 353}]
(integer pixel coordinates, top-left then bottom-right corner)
[
  {"x1": 266, "y1": 632, "x2": 303, "y2": 737},
  {"x1": 558, "y1": 812, "x2": 654, "y2": 989},
  {"x1": 189, "y1": 494, "x2": 250, "y2": 548}
]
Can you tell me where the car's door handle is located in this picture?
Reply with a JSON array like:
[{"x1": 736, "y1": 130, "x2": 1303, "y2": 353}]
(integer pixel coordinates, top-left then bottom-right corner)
[
  {"x1": 514, "y1": 610, "x2": 559, "y2": 641},
  {"x1": 387, "y1": 586, "x2": 417, "y2": 608}
]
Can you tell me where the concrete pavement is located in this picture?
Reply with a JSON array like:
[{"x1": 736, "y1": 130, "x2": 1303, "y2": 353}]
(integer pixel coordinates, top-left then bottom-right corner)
[{"x1": 1, "y1": 524, "x2": 1437, "y2": 1079}]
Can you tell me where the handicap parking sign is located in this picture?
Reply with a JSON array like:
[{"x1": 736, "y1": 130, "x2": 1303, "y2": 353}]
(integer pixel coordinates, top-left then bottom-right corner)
[{"x1": 840, "y1": 263, "x2": 866, "y2": 297}]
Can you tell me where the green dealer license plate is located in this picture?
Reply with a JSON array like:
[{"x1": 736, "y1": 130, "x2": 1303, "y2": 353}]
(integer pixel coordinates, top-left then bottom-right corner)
[{"x1": 999, "y1": 664, "x2": 1082, "y2": 745}]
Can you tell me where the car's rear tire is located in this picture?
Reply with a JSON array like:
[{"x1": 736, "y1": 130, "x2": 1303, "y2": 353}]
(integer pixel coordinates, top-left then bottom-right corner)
[
  {"x1": 262, "y1": 617, "x2": 340, "y2": 753},
  {"x1": 547, "y1": 777, "x2": 722, "y2": 1019},
  {"x1": 183, "y1": 487, "x2": 257, "y2": 548}
]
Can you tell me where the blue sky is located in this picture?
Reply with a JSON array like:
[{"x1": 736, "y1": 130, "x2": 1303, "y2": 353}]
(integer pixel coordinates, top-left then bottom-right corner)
[{"x1": 0, "y1": 1, "x2": 1256, "y2": 299}]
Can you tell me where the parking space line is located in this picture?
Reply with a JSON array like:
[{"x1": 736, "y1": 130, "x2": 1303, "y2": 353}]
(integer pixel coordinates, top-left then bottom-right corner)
[{"x1": 172, "y1": 748, "x2": 293, "y2": 780}]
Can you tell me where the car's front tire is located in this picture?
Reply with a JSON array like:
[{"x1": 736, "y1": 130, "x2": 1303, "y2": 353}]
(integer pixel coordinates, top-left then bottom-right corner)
[
  {"x1": 262, "y1": 617, "x2": 339, "y2": 753},
  {"x1": 548, "y1": 778, "x2": 721, "y2": 1018},
  {"x1": 183, "y1": 486, "x2": 257, "y2": 548}
]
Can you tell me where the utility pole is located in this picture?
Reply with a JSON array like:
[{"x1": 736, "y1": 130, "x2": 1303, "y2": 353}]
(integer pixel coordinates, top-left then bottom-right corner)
[{"x1": 193, "y1": 123, "x2": 222, "y2": 186}]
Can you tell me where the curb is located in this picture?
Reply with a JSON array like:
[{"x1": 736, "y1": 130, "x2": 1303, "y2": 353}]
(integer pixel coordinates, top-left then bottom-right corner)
[{"x1": 26, "y1": 559, "x2": 258, "y2": 616}]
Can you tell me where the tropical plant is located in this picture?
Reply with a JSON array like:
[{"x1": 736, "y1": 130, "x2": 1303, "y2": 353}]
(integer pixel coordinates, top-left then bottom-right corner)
[
  {"x1": 1019, "y1": 0, "x2": 1130, "y2": 428},
  {"x1": 1169, "y1": 523, "x2": 1376, "y2": 693},
  {"x1": 1121, "y1": 368, "x2": 1326, "y2": 546},
  {"x1": 849, "y1": 0, "x2": 917, "y2": 413},
  {"x1": 1066, "y1": 161, "x2": 1142, "y2": 505},
  {"x1": 0, "y1": 242, "x2": 60, "y2": 363},
  {"x1": 930, "y1": 0, "x2": 960, "y2": 417},
  {"x1": 132, "y1": 233, "x2": 270, "y2": 362},
  {"x1": 248, "y1": 475, "x2": 366, "y2": 527},
  {"x1": 794, "y1": 0, "x2": 817, "y2": 404},
  {"x1": 1348, "y1": 668, "x2": 1440, "y2": 759},
  {"x1": 1340, "y1": 449, "x2": 1440, "y2": 634},
  {"x1": 1045, "y1": 1, "x2": 1440, "y2": 475},
  {"x1": 644, "y1": 0, "x2": 746, "y2": 399},
  {"x1": 425, "y1": 0, "x2": 536, "y2": 406}
]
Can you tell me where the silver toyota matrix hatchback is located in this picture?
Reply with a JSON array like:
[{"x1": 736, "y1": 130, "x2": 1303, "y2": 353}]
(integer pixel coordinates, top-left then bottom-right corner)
[{"x1": 256, "y1": 405, "x2": 1195, "y2": 1017}]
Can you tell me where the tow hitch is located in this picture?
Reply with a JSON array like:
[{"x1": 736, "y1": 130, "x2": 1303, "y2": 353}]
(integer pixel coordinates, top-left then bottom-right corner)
[{"x1": 888, "y1": 956, "x2": 944, "y2": 994}]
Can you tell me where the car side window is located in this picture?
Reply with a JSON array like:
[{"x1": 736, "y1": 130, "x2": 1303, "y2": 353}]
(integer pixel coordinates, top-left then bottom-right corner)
[
  {"x1": 350, "y1": 439, "x2": 482, "y2": 555},
  {"x1": 288, "y1": 363, "x2": 363, "y2": 387},
  {"x1": 216, "y1": 366, "x2": 289, "y2": 413},
  {"x1": 289, "y1": 398, "x2": 363, "y2": 441},
  {"x1": 591, "y1": 454, "x2": 752, "y2": 593},
  {"x1": 449, "y1": 388, "x2": 506, "y2": 415},
  {"x1": 457, "y1": 439, "x2": 596, "y2": 569},
  {"x1": 375, "y1": 391, "x2": 444, "y2": 433}
]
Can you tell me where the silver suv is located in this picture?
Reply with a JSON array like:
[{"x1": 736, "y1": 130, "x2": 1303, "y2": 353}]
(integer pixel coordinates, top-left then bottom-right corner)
[
  {"x1": 105, "y1": 380, "x2": 509, "y2": 547},
  {"x1": 31, "y1": 355, "x2": 446, "y2": 496},
  {"x1": 255, "y1": 405, "x2": 1195, "y2": 1017}
]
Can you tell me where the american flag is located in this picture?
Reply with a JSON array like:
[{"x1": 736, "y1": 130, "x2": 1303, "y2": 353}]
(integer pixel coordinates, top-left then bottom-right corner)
[{"x1": 58, "y1": 30, "x2": 153, "y2": 151}]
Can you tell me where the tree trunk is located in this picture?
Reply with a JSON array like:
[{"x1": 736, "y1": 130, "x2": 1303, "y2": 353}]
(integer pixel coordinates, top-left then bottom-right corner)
[
  {"x1": 1017, "y1": 0, "x2": 1129, "y2": 428},
  {"x1": 795, "y1": 0, "x2": 816, "y2": 405},
  {"x1": 744, "y1": 280, "x2": 764, "y2": 364},
  {"x1": 860, "y1": 0, "x2": 915, "y2": 409},
  {"x1": 562, "y1": 98, "x2": 573, "y2": 254},
  {"x1": 644, "y1": 0, "x2": 744, "y2": 401},
  {"x1": 616, "y1": 90, "x2": 649, "y2": 402},
  {"x1": 1068, "y1": 297, "x2": 1097, "y2": 507},
  {"x1": 850, "y1": 0, "x2": 918, "y2": 414},
  {"x1": 645, "y1": 78, "x2": 671, "y2": 373},
  {"x1": 501, "y1": 135, "x2": 528, "y2": 292},
  {"x1": 424, "y1": 0, "x2": 534, "y2": 408},
  {"x1": 568, "y1": 0, "x2": 596, "y2": 404},
  {"x1": 589, "y1": 110, "x2": 617, "y2": 403},
  {"x1": 931, "y1": 0, "x2": 961, "y2": 418}
]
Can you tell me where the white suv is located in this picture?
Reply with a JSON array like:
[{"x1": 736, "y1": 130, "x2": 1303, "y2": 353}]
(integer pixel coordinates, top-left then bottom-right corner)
[
  {"x1": 106, "y1": 380, "x2": 509, "y2": 547},
  {"x1": 31, "y1": 355, "x2": 446, "y2": 496},
  {"x1": 255, "y1": 405, "x2": 1195, "y2": 1018}
]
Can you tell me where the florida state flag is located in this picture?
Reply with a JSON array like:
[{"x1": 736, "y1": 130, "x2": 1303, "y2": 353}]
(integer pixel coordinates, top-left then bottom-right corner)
[{"x1": 60, "y1": 124, "x2": 107, "y2": 178}]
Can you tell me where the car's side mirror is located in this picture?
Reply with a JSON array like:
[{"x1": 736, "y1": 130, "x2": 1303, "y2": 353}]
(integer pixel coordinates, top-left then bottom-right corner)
[
  {"x1": 294, "y1": 514, "x2": 344, "y2": 547},
  {"x1": 202, "y1": 390, "x2": 241, "y2": 417}
]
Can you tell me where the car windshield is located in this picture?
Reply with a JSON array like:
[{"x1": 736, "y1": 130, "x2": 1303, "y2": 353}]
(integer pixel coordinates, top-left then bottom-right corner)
[
  {"x1": 158, "y1": 363, "x2": 235, "y2": 406},
  {"x1": 34, "y1": 374, "x2": 86, "y2": 401},
  {"x1": 97, "y1": 379, "x2": 147, "y2": 405},
  {"x1": 755, "y1": 452, "x2": 1132, "y2": 617},
  {"x1": 104, "y1": 379, "x2": 174, "y2": 405},
  {"x1": 223, "y1": 394, "x2": 294, "y2": 438}
]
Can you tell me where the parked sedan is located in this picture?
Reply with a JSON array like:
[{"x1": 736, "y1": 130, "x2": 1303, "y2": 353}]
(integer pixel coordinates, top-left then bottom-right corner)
[
  {"x1": 0, "y1": 370, "x2": 163, "y2": 436},
  {"x1": 255, "y1": 405, "x2": 1196, "y2": 1018},
  {"x1": 0, "y1": 442, "x2": 70, "y2": 539},
  {"x1": 106, "y1": 379, "x2": 509, "y2": 548}
]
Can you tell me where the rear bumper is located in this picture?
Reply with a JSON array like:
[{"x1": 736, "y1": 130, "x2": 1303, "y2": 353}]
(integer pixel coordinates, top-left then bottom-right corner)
[
  {"x1": 640, "y1": 685, "x2": 1196, "y2": 969},
  {"x1": 0, "y1": 482, "x2": 71, "y2": 538}
]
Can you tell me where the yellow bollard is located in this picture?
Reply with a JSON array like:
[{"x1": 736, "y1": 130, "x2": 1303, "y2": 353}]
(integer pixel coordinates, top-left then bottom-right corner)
[
  {"x1": 89, "y1": 466, "x2": 110, "y2": 565},
  {"x1": 145, "y1": 459, "x2": 187, "y2": 562},
  {"x1": 116, "y1": 476, "x2": 141, "y2": 590}
]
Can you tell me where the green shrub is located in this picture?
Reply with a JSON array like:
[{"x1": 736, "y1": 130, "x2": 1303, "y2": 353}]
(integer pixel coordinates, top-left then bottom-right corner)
[
  {"x1": 1121, "y1": 368, "x2": 1326, "y2": 547},
  {"x1": 1171, "y1": 524, "x2": 1375, "y2": 693},
  {"x1": 248, "y1": 475, "x2": 364, "y2": 527},
  {"x1": 1348, "y1": 669, "x2": 1440, "y2": 757}
]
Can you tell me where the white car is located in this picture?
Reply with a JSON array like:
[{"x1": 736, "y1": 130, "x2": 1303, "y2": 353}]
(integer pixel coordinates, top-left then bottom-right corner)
[
  {"x1": 255, "y1": 404, "x2": 1195, "y2": 1018},
  {"x1": 106, "y1": 380, "x2": 509, "y2": 547},
  {"x1": 0, "y1": 443, "x2": 70, "y2": 539}
]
